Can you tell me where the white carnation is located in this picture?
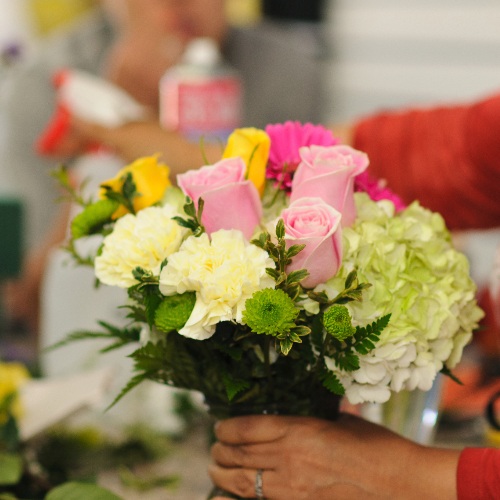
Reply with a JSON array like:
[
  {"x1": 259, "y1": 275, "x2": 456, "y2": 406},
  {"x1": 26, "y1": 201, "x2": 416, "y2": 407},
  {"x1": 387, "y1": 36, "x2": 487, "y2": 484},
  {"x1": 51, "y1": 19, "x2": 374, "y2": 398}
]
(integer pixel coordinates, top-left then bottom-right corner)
[
  {"x1": 95, "y1": 205, "x2": 187, "y2": 288},
  {"x1": 159, "y1": 229, "x2": 274, "y2": 340}
]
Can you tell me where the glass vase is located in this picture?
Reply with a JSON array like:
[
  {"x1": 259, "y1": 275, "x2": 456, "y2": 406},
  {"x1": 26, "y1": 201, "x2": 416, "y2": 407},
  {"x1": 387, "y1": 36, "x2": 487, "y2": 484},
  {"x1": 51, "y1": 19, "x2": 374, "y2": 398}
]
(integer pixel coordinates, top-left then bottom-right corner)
[
  {"x1": 361, "y1": 374, "x2": 444, "y2": 445},
  {"x1": 205, "y1": 387, "x2": 341, "y2": 500}
]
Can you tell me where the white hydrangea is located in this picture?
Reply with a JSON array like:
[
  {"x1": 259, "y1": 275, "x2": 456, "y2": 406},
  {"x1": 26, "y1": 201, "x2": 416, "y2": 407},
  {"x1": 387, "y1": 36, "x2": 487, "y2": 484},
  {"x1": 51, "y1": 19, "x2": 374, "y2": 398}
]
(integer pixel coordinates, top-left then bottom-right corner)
[
  {"x1": 319, "y1": 193, "x2": 484, "y2": 404},
  {"x1": 95, "y1": 205, "x2": 188, "y2": 288},
  {"x1": 159, "y1": 229, "x2": 275, "y2": 340}
]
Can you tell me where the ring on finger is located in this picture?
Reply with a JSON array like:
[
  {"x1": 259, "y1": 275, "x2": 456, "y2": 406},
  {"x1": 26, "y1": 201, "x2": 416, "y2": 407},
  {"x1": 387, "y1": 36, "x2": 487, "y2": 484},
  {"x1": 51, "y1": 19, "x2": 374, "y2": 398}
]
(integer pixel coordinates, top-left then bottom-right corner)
[{"x1": 255, "y1": 468, "x2": 264, "y2": 500}]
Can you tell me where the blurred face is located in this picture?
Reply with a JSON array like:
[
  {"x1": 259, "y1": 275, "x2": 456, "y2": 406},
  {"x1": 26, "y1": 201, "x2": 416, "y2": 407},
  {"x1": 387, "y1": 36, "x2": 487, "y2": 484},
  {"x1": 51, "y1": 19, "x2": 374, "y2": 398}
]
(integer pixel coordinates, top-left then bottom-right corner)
[
  {"x1": 106, "y1": 0, "x2": 228, "y2": 44},
  {"x1": 101, "y1": 0, "x2": 228, "y2": 107}
]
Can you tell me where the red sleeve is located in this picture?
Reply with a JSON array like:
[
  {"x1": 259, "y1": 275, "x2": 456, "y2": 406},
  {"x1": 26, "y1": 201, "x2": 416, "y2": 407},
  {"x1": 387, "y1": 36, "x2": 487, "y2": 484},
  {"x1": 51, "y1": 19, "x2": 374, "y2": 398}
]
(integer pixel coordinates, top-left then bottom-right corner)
[
  {"x1": 457, "y1": 447, "x2": 500, "y2": 499},
  {"x1": 352, "y1": 94, "x2": 500, "y2": 231}
]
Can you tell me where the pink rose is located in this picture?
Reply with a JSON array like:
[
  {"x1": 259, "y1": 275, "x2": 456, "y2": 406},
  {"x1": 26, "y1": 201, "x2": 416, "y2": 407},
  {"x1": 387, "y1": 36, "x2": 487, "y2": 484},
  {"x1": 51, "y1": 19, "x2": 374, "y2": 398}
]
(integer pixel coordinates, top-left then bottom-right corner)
[
  {"x1": 177, "y1": 157, "x2": 262, "y2": 239},
  {"x1": 291, "y1": 145, "x2": 369, "y2": 226},
  {"x1": 281, "y1": 197, "x2": 342, "y2": 289}
]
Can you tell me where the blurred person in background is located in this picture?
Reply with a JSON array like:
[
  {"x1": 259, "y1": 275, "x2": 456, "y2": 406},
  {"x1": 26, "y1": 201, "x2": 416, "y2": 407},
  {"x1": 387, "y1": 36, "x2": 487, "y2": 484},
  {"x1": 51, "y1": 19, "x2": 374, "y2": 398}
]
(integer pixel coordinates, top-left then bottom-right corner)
[{"x1": 0, "y1": 0, "x2": 327, "y2": 349}]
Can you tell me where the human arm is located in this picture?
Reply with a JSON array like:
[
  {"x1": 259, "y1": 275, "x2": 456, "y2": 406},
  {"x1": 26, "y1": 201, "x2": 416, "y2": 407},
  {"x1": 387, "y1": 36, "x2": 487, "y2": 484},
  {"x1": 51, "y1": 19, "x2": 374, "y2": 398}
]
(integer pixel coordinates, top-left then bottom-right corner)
[
  {"x1": 1, "y1": 202, "x2": 71, "y2": 334},
  {"x1": 341, "y1": 93, "x2": 500, "y2": 231},
  {"x1": 209, "y1": 413, "x2": 460, "y2": 500},
  {"x1": 69, "y1": 118, "x2": 223, "y2": 177}
]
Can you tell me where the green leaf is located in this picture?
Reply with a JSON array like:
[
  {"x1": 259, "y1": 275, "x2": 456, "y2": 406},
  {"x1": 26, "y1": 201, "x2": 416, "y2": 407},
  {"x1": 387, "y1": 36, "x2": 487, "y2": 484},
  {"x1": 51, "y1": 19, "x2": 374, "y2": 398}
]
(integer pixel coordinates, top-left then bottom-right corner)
[
  {"x1": 352, "y1": 314, "x2": 391, "y2": 355},
  {"x1": 107, "y1": 373, "x2": 148, "y2": 409},
  {"x1": 46, "y1": 482, "x2": 122, "y2": 500},
  {"x1": 291, "y1": 325, "x2": 311, "y2": 337},
  {"x1": 307, "y1": 291, "x2": 330, "y2": 304},
  {"x1": 70, "y1": 199, "x2": 119, "y2": 239},
  {"x1": 265, "y1": 268, "x2": 280, "y2": 280},
  {"x1": 321, "y1": 372, "x2": 345, "y2": 396},
  {"x1": 118, "y1": 466, "x2": 180, "y2": 492},
  {"x1": 286, "y1": 269, "x2": 309, "y2": 284},
  {"x1": 344, "y1": 269, "x2": 358, "y2": 289},
  {"x1": 286, "y1": 244, "x2": 306, "y2": 259},
  {"x1": 440, "y1": 365, "x2": 464, "y2": 385},
  {"x1": 222, "y1": 373, "x2": 250, "y2": 401},
  {"x1": 279, "y1": 337, "x2": 294, "y2": 356},
  {"x1": 336, "y1": 352, "x2": 360, "y2": 372},
  {"x1": 0, "y1": 493, "x2": 18, "y2": 500},
  {"x1": 275, "y1": 219, "x2": 285, "y2": 240},
  {"x1": 46, "y1": 321, "x2": 141, "y2": 352},
  {"x1": 0, "y1": 453, "x2": 22, "y2": 485}
]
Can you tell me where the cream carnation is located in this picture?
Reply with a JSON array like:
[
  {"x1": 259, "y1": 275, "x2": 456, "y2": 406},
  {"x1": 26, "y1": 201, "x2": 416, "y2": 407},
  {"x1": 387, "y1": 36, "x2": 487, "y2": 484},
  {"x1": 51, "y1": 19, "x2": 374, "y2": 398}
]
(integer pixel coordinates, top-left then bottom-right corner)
[
  {"x1": 95, "y1": 205, "x2": 187, "y2": 288},
  {"x1": 319, "y1": 193, "x2": 484, "y2": 404},
  {"x1": 159, "y1": 229, "x2": 275, "y2": 340}
]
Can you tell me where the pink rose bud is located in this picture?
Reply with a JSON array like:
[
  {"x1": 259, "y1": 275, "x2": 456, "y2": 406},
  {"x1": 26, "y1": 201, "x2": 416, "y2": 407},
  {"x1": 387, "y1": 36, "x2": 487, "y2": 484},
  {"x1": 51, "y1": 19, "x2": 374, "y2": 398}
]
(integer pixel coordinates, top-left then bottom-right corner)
[
  {"x1": 291, "y1": 145, "x2": 369, "y2": 226},
  {"x1": 281, "y1": 197, "x2": 343, "y2": 288},
  {"x1": 177, "y1": 157, "x2": 262, "y2": 239}
]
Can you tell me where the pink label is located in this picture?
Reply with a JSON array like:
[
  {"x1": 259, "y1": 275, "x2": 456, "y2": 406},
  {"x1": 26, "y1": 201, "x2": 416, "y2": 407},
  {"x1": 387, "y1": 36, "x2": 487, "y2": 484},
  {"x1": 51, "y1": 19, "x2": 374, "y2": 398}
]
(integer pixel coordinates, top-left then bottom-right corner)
[{"x1": 160, "y1": 76, "x2": 242, "y2": 140}]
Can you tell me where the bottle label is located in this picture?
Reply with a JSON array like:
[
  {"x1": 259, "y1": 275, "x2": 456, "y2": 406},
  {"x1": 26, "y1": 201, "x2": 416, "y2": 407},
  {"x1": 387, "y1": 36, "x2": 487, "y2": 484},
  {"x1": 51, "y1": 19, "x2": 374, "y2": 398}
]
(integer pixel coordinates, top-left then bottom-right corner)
[{"x1": 160, "y1": 76, "x2": 242, "y2": 142}]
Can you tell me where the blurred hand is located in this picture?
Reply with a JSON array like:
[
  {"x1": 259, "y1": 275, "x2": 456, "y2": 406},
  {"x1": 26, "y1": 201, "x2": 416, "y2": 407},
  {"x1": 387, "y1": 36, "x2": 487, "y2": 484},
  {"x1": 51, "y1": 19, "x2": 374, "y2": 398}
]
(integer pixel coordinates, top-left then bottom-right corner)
[{"x1": 70, "y1": 117, "x2": 221, "y2": 176}]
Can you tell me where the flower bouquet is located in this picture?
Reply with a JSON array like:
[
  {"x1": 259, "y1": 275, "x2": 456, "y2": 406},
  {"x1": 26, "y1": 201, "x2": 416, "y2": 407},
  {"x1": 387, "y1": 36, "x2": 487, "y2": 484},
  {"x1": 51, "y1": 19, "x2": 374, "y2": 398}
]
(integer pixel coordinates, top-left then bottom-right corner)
[{"x1": 55, "y1": 122, "x2": 483, "y2": 497}]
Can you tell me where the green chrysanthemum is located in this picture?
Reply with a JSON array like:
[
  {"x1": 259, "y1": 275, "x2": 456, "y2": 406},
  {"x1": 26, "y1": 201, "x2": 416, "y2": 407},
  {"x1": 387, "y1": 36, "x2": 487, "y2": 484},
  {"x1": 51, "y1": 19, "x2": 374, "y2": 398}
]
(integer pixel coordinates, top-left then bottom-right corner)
[
  {"x1": 154, "y1": 292, "x2": 196, "y2": 332},
  {"x1": 323, "y1": 305, "x2": 356, "y2": 341},
  {"x1": 243, "y1": 288, "x2": 298, "y2": 336},
  {"x1": 71, "y1": 198, "x2": 119, "y2": 239}
]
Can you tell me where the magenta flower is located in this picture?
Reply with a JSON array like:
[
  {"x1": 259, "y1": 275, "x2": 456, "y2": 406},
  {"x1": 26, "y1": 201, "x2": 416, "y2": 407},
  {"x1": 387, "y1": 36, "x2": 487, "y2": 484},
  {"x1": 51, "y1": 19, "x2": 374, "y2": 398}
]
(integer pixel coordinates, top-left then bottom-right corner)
[
  {"x1": 354, "y1": 171, "x2": 406, "y2": 211},
  {"x1": 265, "y1": 121, "x2": 339, "y2": 191}
]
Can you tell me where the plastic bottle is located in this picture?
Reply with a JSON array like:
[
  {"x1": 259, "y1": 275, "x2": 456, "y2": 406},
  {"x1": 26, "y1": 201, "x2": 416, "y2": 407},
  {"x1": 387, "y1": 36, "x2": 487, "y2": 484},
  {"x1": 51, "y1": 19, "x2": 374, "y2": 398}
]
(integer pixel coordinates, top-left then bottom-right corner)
[{"x1": 159, "y1": 37, "x2": 242, "y2": 143}]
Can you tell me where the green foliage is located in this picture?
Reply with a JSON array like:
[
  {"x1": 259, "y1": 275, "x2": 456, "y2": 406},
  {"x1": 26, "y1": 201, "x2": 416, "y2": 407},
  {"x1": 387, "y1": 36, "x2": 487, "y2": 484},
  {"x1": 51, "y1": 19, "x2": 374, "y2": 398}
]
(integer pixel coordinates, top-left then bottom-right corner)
[
  {"x1": 172, "y1": 196, "x2": 205, "y2": 236},
  {"x1": 46, "y1": 482, "x2": 122, "y2": 500},
  {"x1": 154, "y1": 293, "x2": 196, "y2": 333},
  {"x1": 0, "y1": 394, "x2": 20, "y2": 452},
  {"x1": 308, "y1": 268, "x2": 372, "y2": 306},
  {"x1": 70, "y1": 199, "x2": 119, "y2": 240},
  {"x1": 319, "y1": 368, "x2": 345, "y2": 397},
  {"x1": 118, "y1": 466, "x2": 180, "y2": 492},
  {"x1": 222, "y1": 373, "x2": 251, "y2": 401},
  {"x1": 440, "y1": 365, "x2": 464, "y2": 385},
  {"x1": 0, "y1": 453, "x2": 23, "y2": 485},
  {"x1": 101, "y1": 171, "x2": 139, "y2": 215},
  {"x1": 51, "y1": 165, "x2": 88, "y2": 206},
  {"x1": 352, "y1": 314, "x2": 391, "y2": 355},
  {"x1": 46, "y1": 321, "x2": 141, "y2": 353},
  {"x1": 323, "y1": 314, "x2": 391, "y2": 378},
  {"x1": 251, "y1": 219, "x2": 308, "y2": 301}
]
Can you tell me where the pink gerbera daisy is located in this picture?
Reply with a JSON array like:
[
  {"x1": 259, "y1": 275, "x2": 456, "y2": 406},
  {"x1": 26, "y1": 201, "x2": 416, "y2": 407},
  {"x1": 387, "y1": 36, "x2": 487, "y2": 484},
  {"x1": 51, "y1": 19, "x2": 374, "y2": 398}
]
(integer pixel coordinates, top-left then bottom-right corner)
[
  {"x1": 354, "y1": 171, "x2": 406, "y2": 211},
  {"x1": 265, "y1": 121, "x2": 339, "y2": 191}
]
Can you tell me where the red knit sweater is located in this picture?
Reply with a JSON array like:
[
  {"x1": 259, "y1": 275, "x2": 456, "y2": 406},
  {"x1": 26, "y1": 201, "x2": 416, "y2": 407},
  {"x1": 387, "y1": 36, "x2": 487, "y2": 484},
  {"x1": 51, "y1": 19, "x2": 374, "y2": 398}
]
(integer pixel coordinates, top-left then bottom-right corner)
[
  {"x1": 457, "y1": 447, "x2": 500, "y2": 499},
  {"x1": 353, "y1": 94, "x2": 500, "y2": 230}
]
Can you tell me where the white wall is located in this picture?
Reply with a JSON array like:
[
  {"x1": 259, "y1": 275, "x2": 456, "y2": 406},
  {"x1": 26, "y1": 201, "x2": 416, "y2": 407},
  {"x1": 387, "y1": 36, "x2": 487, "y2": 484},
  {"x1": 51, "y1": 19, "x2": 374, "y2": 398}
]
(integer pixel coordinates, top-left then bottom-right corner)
[{"x1": 323, "y1": 0, "x2": 500, "y2": 122}]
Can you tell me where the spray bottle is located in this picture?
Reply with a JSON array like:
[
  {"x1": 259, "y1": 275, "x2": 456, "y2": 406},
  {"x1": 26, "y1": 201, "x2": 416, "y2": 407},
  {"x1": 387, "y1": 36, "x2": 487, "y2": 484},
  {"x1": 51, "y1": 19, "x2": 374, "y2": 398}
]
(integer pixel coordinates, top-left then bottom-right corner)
[{"x1": 159, "y1": 37, "x2": 242, "y2": 143}]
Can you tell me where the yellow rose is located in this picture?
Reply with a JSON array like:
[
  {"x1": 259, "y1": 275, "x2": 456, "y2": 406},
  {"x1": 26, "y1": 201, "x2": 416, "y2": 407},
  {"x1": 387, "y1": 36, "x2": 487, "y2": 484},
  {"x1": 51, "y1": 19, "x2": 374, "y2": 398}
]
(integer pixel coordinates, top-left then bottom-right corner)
[
  {"x1": 100, "y1": 155, "x2": 171, "y2": 219},
  {"x1": 223, "y1": 128, "x2": 270, "y2": 195},
  {"x1": 0, "y1": 362, "x2": 30, "y2": 422}
]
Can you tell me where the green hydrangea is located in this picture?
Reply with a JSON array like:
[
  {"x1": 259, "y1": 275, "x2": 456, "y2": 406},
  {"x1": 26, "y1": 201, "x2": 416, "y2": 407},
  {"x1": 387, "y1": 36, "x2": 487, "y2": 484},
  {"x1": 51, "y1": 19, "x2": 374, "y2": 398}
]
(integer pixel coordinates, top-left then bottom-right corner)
[
  {"x1": 316, "y1": 193, "x2": 484, "y2": 402},
  {"x1": 323, "y1": 305, "x2": 356, "y2": 341},
  {"x1": 243, "y1": 288, "x2": 298, "y2": 336},
  {"x1": 154, "y1": 292, "x2": 196, "y2": 332}
]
